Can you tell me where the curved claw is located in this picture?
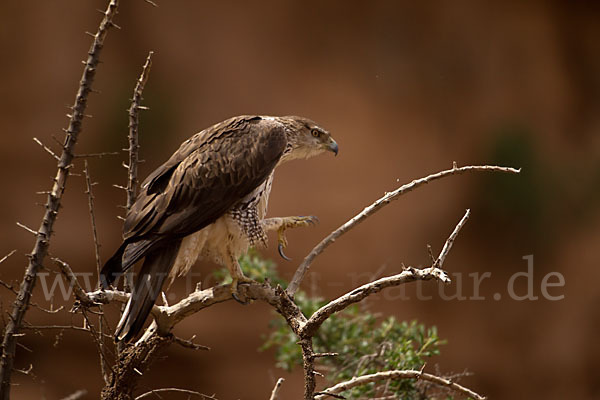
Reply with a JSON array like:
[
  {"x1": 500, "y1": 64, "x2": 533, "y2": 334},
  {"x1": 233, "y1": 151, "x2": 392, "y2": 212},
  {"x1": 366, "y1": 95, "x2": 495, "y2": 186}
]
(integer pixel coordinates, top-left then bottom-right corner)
[
  {"x1": 278, "y1": 242, "x2": 292, "y2": 261},
  {"x1": 305, "y1": 215, "x2": 319, "y2": 225},
  {"x1": 232, "y1": 291, "x2": 249, "y2": 305}
]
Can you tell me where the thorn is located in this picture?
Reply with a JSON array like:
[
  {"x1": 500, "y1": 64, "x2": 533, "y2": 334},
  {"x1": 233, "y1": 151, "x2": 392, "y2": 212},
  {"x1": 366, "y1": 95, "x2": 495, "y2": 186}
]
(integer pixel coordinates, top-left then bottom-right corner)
[
  {"x1": 85, "y1": 31, "x2": 96, "y2": 38},
  {"x1": 418, "y1": 362, "x2": 427, "y2": 378},
  {"x1": 16, "y1": 222, "x2": 38, "y2": 236},
  {"x1": 33, "y1": 137, "x2": 60, "y2": 161},
  {"x1": 116, "y1": 216, "x2": 125, "y2": 221},
  {"x1": 0, "y1": 250, "x2": 17, "y2": 265},
  {"x1": 144, "y1": 0, "x2": 158, "y2": 7}
]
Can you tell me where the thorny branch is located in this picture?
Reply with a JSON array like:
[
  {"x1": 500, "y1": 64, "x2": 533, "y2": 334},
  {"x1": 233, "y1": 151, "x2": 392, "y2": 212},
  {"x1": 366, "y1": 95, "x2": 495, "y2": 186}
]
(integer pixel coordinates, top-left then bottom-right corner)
[
  {"x1": 84, "y1": 160, "x2": 103, "y2": 276},
  {"x1": 0, "y1": 2, "x2": 120, "y2": 395},
  {"x1": 126, "y1": 50, "x2": 153, "y2": 210},
  {"x1": 287, "y1": 164, "x2": 520, "y2": 296},
  {"x1": 83, "y1": 160, "x2": 110, "y2": 383}
]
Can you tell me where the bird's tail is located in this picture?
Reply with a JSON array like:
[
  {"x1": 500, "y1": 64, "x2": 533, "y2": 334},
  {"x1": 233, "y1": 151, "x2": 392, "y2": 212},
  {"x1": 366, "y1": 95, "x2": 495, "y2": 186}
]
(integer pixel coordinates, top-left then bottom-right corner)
[
  {"x1": 100, "y1": 239, "x2": 155, "y2": 289},
  {"x1": 99, "y1": 242, "x2": 128, "y2": 289},
  {"x1": 115, "y1": 240, "x2": 181, "y2": 342}
]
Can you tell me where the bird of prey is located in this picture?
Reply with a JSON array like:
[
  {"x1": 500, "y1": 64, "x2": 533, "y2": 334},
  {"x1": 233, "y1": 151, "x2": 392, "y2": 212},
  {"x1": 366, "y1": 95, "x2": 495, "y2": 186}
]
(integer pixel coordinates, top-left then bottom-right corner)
[{"x1": 100, "y1": 115, "x2": 338, "y2": 342}]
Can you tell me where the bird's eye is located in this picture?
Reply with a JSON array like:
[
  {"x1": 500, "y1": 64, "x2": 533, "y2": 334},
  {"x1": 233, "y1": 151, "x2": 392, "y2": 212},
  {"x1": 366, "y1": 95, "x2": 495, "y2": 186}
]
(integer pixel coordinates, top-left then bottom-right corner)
[{"x1": 311, "y1": 129, "x2": 320, "y2": 138}]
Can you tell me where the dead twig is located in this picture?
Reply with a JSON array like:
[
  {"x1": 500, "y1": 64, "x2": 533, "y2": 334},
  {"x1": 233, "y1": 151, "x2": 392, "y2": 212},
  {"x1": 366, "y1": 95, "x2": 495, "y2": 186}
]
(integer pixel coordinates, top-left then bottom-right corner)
[
  {"x1": 52, "y1": 258, "x2": 92, "y2": 306},
  {"x1": 268, "y1": 377, "x2": 285, "y2": 400},
  {"x1": 433, "y1": 209, "x2": 470, "y2": 269},
  {"x1": 82, "y1": 160, "x2": 109, "y2": 384},
  {"x1": 83, "y1": 160, "x2": 102, "y2": 276},
  {"x1": 74, "y1": 151, "x2": 119, "y2": 158},
  {"x1": 172, "y1": 334, "x2": 210, "y2": 351}
]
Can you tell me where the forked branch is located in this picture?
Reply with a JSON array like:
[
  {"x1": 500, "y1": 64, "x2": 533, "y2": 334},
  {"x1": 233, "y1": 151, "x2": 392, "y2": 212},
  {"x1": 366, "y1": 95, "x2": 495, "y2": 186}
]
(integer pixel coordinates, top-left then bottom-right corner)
[
  {"x1": 287, "y1": 164, "x2": 520, "y2": 296},
  {"x1": 301, "y1": 267, "x2": 450, "y2": 337}
]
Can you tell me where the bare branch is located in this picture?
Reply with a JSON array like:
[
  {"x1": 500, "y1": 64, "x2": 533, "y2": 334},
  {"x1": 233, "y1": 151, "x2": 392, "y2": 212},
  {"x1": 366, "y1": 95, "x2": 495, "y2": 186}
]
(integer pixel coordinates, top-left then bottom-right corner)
[
  {"x1": 135, "y1": 388, "x2": 216, "y2": 400},
  {"x1": 301, "y1": 267, "x2": 449, "y2": 338},
  {"x1": 0, "y1": 0, "x2": 121, "y2": 395},
  {"x1": 87, "y1": 288, "x2": 130, "y2": 305},
  {"x1": 83, "y1": 160, "x2": 102, "y2": 276},
  {"x1": 314, "y1": 369, "x2": 486, "y2": 400},
  {"x1": 80, "y1": 308, "x2": 113, "y2": 383},
  {"x1": 126, "y1": 51, "x2": 153, "y2": 211},
  {"x1": 73, "y1": 151, "x2": 119, "y2": 159},
  {"x1": 287, "y1": 163, "x2": 520, "y2": 296},
  {"x1": 53, "y1": 258, "x2": 93, "y2": 306},
  {"x1": 172, "y1": 334, "x2": 210, "y2": 351},
  {"x1": 86, "y1": 280, "x2": 306, "y2": 339},
  {"x1": 268, "y1": 377, "x2": 285, "y2": 400},
  {"x1": 433, "y1": 209, "x2": 470, "y2": 269},
  {"x1": 302, "y1": 208, "x2": 470, "y2": 337},
  {"x1": 82, "y1": 161, "x2": 109, "y2": 383},
  {"x1": 300, "y1": 338, "x2": 318, "y2": 400}
]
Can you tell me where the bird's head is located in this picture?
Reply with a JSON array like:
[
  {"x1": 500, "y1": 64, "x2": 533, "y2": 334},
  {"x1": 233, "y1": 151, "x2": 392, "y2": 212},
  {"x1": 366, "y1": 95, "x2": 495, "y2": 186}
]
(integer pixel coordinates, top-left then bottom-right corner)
[{"x1": 277, "y1": 116, "x2": 338, "y2": 161}]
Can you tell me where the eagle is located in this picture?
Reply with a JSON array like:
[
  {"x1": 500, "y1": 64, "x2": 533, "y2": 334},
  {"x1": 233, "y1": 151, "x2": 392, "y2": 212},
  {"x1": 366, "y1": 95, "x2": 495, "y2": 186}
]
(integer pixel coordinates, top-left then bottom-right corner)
[{"x1": 100, "y1": 115, "x2": 338, "y2": 342}]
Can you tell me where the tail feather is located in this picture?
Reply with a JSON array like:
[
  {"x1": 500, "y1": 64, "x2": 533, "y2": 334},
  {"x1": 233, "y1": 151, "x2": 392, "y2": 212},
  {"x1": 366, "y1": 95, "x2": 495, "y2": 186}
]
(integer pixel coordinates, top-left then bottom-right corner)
[
  {"x1": 114, "y1": 240, "x2": 181, "y2": 342},
  {"x1": 100, "y1": 239, "x2": 155, "y2": 289},
  {"x1": 100, "y1": 242, "x2": 128, "y2": 289}
]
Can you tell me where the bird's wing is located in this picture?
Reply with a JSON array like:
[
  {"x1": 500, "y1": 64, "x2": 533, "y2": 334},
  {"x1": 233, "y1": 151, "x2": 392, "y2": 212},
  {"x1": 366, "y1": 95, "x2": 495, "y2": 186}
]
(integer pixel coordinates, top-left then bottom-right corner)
[{"x1": 123, "y1": 115, "x2": 286, "y2": 247}]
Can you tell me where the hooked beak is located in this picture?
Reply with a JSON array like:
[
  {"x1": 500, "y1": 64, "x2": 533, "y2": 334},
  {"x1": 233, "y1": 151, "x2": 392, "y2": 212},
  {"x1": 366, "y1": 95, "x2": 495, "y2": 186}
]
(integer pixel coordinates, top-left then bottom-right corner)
[{"x1": 327, "y1": 138, "x2": 339, "y2": 156}]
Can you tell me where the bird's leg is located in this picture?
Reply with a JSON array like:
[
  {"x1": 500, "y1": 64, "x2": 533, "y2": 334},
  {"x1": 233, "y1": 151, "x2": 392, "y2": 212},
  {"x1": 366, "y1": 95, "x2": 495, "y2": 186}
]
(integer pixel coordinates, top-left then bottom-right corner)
[
  {"x1": 262, "y1": 216, "x2": 319, "y2": 260},
  {"x1": 228, "y1": 254, "x2": 254, "y2": 304}
]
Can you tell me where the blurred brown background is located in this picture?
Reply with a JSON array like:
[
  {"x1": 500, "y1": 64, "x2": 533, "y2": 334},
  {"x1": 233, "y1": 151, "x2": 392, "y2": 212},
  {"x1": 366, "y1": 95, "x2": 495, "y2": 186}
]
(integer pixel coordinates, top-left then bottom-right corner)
[{"x1": 1, "y1": 0, "x2": 599, "y2": 399}]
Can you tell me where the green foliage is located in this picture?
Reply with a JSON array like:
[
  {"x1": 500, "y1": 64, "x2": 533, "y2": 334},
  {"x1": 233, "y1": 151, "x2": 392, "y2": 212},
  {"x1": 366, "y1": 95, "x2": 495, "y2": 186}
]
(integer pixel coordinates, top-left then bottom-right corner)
[
  {"x1": 213, "y1": 249, "x2": 286, "y2": 287},
  {"x1": 217, "y1": 253, "x2": 448, "y2": 399},
  {"x1": 262, "y1": 294, "x2": 445, "y2": 398}
]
